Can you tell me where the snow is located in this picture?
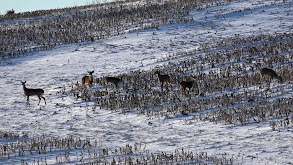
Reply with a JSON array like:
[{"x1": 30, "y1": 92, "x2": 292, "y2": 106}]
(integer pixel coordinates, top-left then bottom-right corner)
[{"x1": 0, "y1": 0, "x2": 292, "y2": 164}]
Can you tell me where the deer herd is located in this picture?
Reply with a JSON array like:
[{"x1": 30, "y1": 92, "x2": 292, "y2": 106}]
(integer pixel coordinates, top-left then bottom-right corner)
[{"x1": 21, "y1": 67, "x2": 283, "y2": 105}]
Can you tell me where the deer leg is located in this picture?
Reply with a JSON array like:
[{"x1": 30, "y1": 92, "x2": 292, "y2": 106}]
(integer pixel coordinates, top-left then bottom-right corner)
[
  {"x1": 182, "y1": 88, "x2": 186, "y2": 96},
  {"x1": 38, "y1": 96, "x2": 41, "y2": 105},
  {"x1": 161, "y1": 83, "x2": 164, "y2": 92},
  {"x1": 165, "y1": 82, "x2": 168, "y2": 91},
  {"x1": 27, "y1": 96, "x2": 30, "y2": 105},
  {"x1": 42, "y1": 96, "x2": 46, "y2": 105}
]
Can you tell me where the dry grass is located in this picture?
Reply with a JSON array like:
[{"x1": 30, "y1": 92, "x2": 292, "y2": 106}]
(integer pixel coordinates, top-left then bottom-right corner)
[
  {"x1": 0, "y1": 132, "x2": 236, "y2": 164},
  {"x1": 61, "y1": 32, "x2": 293, "y2": 129}
]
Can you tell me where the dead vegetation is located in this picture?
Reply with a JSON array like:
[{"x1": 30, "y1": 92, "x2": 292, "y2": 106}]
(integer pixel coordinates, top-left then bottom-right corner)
[
  {"x1": 0, "y1": 0, "x2": 195, "y2": 59},
  {"x1": 0, "y1": 131, "x2": 236, "y2": 164},
  {"x1": 60, "y1": 32, "x2": 293, "y2": 130},
  {"x1": 0, "y1": 0, "x2": 292, "y2": 164},
  {"x1": 0, "y1": 0, "x2": 248, "y2": 60}
]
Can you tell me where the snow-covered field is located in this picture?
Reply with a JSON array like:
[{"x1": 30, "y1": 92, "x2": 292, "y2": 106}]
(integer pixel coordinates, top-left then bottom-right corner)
[{"x1": 0, "y1": 0, "x2": 292, "y2": 164}]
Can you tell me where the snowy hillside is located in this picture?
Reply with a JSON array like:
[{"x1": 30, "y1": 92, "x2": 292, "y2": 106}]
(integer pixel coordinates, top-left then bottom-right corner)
[{"x1": 0, "y1": 0, "x2": 292, "y2": 164}]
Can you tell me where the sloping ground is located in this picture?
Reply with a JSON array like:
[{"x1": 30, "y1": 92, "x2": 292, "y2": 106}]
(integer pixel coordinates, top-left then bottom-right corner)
[{"x1": 0, "y1": 0, "x2": 292, "y2": 164}]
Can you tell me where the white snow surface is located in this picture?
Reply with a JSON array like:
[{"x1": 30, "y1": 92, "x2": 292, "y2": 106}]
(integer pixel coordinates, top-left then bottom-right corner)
[{"x1": 0, "y1": 0, "x2": 293, "y2": 164}]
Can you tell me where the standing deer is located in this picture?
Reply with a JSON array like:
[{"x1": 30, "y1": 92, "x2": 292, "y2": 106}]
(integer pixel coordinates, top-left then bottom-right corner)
[
  {"x1": 154, "y1": 71, "x2": 170, "y2": 91},
  {"x1": 105, "y1": 77, "x2": 122, "y2": 90},
  {"x1": 21, "y1": 81, "x2": 46, "y2": 105},
  {"x1": 179, "y1": 77, "x2": 196, "y2": 95},
  {"x1": 81, "y1": 71, "x2": 94, "y2": 87},
  {"x1": 259, "y1": 68, "x2": 283, "y2": 82}
]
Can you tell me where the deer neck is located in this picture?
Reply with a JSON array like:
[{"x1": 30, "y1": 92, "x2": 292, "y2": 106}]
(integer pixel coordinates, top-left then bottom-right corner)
[
  {"x1": 23, "y1": 85, "x2": 28, "y2": 95},
  {"x1": 89, "y1": 75, "x2": 93, "y2": 81}
]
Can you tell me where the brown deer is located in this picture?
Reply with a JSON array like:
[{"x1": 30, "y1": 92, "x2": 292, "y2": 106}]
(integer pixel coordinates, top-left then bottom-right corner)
[
  {"x1": 21, "y1": 81, "x2": 46, "y2": 105},
  {"x1": 259, "y1": 68, "x2": 283, "y2": 82},
  {"x1": 154, "y1": 71, "x2": 170, "y2": 91},
  {"x1": 179, "y1": 80, "x2": 195, "y2": 95},
  {"x1": 105, "y1": 77, "x2": 122, "y2": 90},
  {"x1": 81, "y1": 71, "x2": 94, "y2": 87}
]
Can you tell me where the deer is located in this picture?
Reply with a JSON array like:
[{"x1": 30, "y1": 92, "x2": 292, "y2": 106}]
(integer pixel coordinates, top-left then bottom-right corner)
[
  {"x1": 179, "y1": 77, "x2": 196, "y2": 95},
  {"x1": 105, "y1": 77, "x2": 122, "y2": 90},
  {"x1": 81, "y1": 71, "x2": 94, "y2": 87},
  {"x1": 21, "y1": 81, "x2": 46, "y2": 105},
  {"x1": 259, "y1": 68, "x2": 283, "y2": 83},
  {"x1": 154, "y1": 70, "x2": 170, "y2": 91}
]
